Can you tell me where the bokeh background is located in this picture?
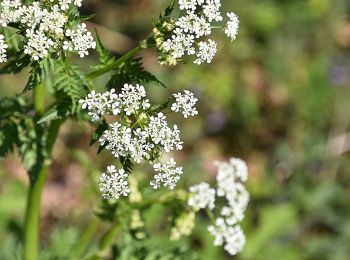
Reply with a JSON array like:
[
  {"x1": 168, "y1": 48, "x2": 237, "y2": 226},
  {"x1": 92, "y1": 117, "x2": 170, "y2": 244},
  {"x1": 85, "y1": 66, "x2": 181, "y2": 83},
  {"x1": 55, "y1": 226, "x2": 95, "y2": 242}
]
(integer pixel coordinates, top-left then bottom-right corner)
[{"x1": 1, "y1": 0, "x2": 350, "y2": 259}]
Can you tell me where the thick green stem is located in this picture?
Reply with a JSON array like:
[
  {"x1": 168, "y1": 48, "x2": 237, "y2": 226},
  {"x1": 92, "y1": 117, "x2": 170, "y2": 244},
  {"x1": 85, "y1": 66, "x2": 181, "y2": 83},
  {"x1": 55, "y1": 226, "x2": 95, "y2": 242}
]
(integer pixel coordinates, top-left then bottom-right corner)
[
  {"x1": 33, "y1": 83, "x2": 45, "y2": 115},
  {"x1": 87, "y1": 45, "x2": 143, "y2": 80},
  {"x1": 24, "y1": 84, "x2": 62, "y2": 260},
  {"x1": 24, "y1": 120, "x2": 62, "y2": 260}
]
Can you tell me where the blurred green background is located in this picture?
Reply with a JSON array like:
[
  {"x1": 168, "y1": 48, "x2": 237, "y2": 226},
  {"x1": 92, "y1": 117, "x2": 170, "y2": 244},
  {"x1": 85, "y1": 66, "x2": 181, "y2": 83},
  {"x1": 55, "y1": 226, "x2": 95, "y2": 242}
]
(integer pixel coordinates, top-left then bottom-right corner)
[{"x1": 1, "y1": 0, "x2": 350, "y2": 259}]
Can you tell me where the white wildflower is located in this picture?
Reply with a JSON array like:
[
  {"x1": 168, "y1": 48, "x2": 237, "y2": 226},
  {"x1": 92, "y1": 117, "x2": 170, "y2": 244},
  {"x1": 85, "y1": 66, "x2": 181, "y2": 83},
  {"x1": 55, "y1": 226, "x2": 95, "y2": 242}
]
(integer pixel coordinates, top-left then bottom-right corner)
[
  {"x1": 171, "y1": 90, "x2": 198, "y2": 118},
  {"x1": 194, "y1": 39, "x2": 217, "y2": 65},
  {"x1": 224, "y1": 12, "x2": 239, "y2": 41},
  {"x1": 0, "y1": 34, "x2": 8, "y2": 63},
  {"x1": 151, "y1": 158, "x2": 183, "y2": 190},
  {"x1": 188, "y1": 157, "x2": 249, "y2": 256},
  {"x1": 188, "y1": 182, "x2": 216, "y2": 211},
  {"x1": 66, "y1": 23, "x2": 96, "y2": 58},
  {"x1": 0, "y1": 0, "x2": 95, "y2": 60},
  {"x1": 208, "y1": 218, "x2": 246, "y2": 255},
  {"x1": 156, "y1": 0, "x2": 239, "y2": 65},
  {"x1": 99, "y1": 165, "x2": 130, "y2": 200},
  {"x1": 203, "y1": 0, "x2": 222, "y2": 22}
]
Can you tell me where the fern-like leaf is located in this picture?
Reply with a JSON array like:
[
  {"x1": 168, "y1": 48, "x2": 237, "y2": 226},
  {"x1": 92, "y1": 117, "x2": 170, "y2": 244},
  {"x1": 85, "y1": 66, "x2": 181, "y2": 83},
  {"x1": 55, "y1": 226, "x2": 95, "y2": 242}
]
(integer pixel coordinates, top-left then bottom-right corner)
[{"x1": 106, "y1": 58, "x2": 165, "y2": 90}]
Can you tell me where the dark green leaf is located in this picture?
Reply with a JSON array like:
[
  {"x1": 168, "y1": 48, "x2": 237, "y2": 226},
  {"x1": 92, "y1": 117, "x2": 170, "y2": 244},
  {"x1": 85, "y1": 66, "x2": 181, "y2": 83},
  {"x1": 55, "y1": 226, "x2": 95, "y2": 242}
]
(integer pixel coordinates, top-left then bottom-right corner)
[
  {"x1": 90, "y1": 119, "x2": 109, "y2": 146},
  {"x1": 106, "y1": 58, "x2": 165, "y2": 90},
  {"x1": 0, "y1": 54, "x2": 30, "y2": 75},
  {"x1": 0, "y1": 122, "x2": 19, "y2": 159},
  {"x1": 23, "y1": 64, "x2": 43, "y2": 93}
]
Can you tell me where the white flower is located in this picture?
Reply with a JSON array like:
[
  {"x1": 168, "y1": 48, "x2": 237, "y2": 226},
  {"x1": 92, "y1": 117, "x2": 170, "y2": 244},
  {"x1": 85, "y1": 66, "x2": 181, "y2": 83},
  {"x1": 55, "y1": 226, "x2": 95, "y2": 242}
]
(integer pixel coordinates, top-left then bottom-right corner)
[
  {"x1": 188, "y1": 182, "x2": 216, "y2": 211},
  {"x1": 224, "y1": 12, "x2": 239, "y2": 41},
  {"x1": 66, "y1": 23, "x2": 96, "y2": 58},
  {"x1": 119, "y1": 83, "x2": 150, "y2": 116},
  {"x1": 147, "y1": 113, "x2": 183, "y2": 152},
  {"x1": 0, "y1": 0, "x2": 94, "y2": 60},
  {"x1": 171, "y1": 90, "x2": 198, "y2": 118},
  {"x1": 194, "y1": 39, "x2": 217, "y2": 65},
  {"x1": 208, "y1": 219, "x2": 246, "y2": 255},
  {"x1": 178, "y1": 0, "x2": 197, "y2": 11},
  {"x1": 156, "y1": 0, "x2": 239, "y2": 65},
  {"x1": 203, "y1": 0, "x2": 223, "y2": 22},
  {"x1": 188, "y1": 157, "x2": 249, "y2": 255},
  {"x1": 0, "y1": 34, "x2": 8, "y2": 63},
  {"x1": 99, "y1": 165, "x2": 130, "y2": 200},
  {"x1": 151, "y1": 158, "x2": 183, "y2": 190}
]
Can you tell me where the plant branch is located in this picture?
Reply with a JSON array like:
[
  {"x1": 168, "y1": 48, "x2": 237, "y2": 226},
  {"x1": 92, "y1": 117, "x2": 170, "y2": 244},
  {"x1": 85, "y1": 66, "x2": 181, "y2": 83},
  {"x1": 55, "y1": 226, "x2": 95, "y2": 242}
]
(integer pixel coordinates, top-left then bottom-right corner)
[
  {"x1": 86, "y1": 222, "x2": 120, "y2": 260},
  {"x1": 71, "y1": 217, "x2": 100, "y2": 259},
  {"x1": 87, "y1": 45, "x2": 144, "y2": 80}
]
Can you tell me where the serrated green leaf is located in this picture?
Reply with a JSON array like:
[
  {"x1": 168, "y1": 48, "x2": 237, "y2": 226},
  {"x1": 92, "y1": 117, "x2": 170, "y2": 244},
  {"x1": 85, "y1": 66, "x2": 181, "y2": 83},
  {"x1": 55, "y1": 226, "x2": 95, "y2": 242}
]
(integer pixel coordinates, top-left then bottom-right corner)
[
  {"x1": 120, "y1": 156, "x2": 133, "y2": 175},
  {"x1": 37, "y1": 109, "x2": 59, "y2": 124},
  {"x1": 0, "y1": 95, "x2": 26, "y2": 120},
  {"x1": 0, "y1": 54, "x2": 30, "y2": 75},
  {"x1": 53, "y1": 60, "x2": 89, "y2": 100},
  {"x1": 17, "y1": 118, "x2": 47, "y2": 183},
  {"x1": 106, "y1": 58, "x2": 165, "y2": 90},
  {"x1": 0, "y1": 122, "x2": 19, "y2": 159},
  {"x1": 90, "y1": 119, "x2": 109, "y2": 146},
  {"x1": 150, "y1": 97, "x2": 171, "y2": 114},
  {"x1": 164, "y1": 0, "x2": 176, "y2": 17},
  {"x1": 23, "y1": 64, "x2": 43, "y2": 93}
]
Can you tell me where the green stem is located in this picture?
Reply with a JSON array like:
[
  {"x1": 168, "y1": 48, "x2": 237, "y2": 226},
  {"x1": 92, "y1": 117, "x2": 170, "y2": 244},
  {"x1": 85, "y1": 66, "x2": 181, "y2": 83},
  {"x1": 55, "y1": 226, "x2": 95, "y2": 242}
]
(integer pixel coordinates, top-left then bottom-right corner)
[
  {"x1": 86, "y1": 223, "x2": 120, "y2": 260},
  {"x1": 24, "y1": 86, "x2": 63, "y2": 260},
  {"x1": 33, "y1": 83, "x2": 45, "y2": 115},
  {"x1": 87, "y1": 45, "x2": 143, "y2": 80},
  {"x1": 71, "y1": 217, "x2": 100, "y2": 259}
]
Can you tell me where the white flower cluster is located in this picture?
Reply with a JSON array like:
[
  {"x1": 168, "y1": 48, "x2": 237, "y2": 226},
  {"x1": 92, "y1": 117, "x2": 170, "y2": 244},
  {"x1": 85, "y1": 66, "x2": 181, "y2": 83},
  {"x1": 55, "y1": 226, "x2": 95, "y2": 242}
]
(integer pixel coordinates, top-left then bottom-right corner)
[
  {"x1": 99, "y1": 165, "x2": 130, "y2": 200},
  {"x1": 208, "y1": 218, "x2": 246, "y2": 256},
  {"x1": 151, "y1": 158, "x2": 183, "y2": 190},
  {"x1": 80, "y1": 84, "x2": 198, "y2": 198},
  {"x1": 0, "y1": 0, "x2": 95, "y2": 61},
  {"x1": 157, "y1": 0, "x2": 239, "y2": 65},
  {"x1": 187, "y1": 157, "x2": 249, "y2": 255},
  {"x1": 225, "y1": 12, "x2": 239, "y2": 42},
  {"x1": 188, "y1": 182, "x2": 215, "y2": 211},
  {"x1": 171, "y1": 90, "x2": 198, "y2": 118},
  {"x1": 0, "y1": 34, "x2": 8, "y2": 63}
]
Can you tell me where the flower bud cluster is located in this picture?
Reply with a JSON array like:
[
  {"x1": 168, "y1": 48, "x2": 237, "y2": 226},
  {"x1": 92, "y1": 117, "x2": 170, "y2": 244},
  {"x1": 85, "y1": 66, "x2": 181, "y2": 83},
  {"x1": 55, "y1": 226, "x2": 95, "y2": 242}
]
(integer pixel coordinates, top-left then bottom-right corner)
[
  {"x1": 0, "y1": 0, "x2": 95, "y2": 61},
  {"x1": 187, "y1": 157, "x2": 249, "y2": 255},
  {"x1": 80, "y1": 84, "x2": 198, "y2": 199},
  {"x1": 155, "y1": 0, "x2": 239, "y2": 65}
]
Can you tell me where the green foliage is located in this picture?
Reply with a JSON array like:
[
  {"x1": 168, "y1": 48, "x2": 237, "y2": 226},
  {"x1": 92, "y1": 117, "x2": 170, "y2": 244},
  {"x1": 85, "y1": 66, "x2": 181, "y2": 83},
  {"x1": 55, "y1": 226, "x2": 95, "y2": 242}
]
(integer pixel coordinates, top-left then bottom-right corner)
[
  {"x1": 0, "y1": 122, "x2": 19, "y2": 160},
  {"x1": 0, "y1": 54, "x2": 30, "y2": 75},
  {"x1": 38, "y1": 58, "x2": 90, "y2": 123},
  {"x1": 94, "y1": 32, "x2": 115, "y2": 68},
  {"x1": 17, "y1": 118, "x2": 47, "y2": 183},
  {"x1": 23, "y1": 63, "x2": 43, "y2": 93},
  {"x1": 112, "y1": 234, "x2": 199, "y2": 260},
  {"x1": 106, "y1": 58, "x2": 165, "y2": 90}
]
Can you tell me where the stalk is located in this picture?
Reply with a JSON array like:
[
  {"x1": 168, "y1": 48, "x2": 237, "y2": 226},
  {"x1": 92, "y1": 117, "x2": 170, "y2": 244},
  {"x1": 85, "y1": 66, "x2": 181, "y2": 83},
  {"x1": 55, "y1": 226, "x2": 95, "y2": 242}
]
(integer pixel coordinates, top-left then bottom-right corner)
[
  {"x1": 71, "y1": 217, "x2": 100, "y2": 259},
  {"x1": 24, "y1": 83, "x2": 62, "y2": 260},
  {"x1": 86, "y1": 223, "x2": 120, "y2": 260},
  {"x1": 87, "y1": 45, "x2": 143, "y2": 80}
]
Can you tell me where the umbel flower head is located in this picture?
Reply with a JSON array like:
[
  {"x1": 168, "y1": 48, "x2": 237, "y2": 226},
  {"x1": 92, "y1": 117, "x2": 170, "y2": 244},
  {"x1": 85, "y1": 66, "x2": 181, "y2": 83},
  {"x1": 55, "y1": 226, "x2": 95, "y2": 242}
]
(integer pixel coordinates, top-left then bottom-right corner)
[
  {"x1": 187, "y1": 157, "x2": 249, "y2": 255},
  {"x1": 79, "y1": 84, "x2": 198, "y2": 198},
  {"x1": 0, "y1": 0, "x2": 95, "y2": 62},
  {"x1": 154, "y1": 0, "x2": 240, "y2": 65}
]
